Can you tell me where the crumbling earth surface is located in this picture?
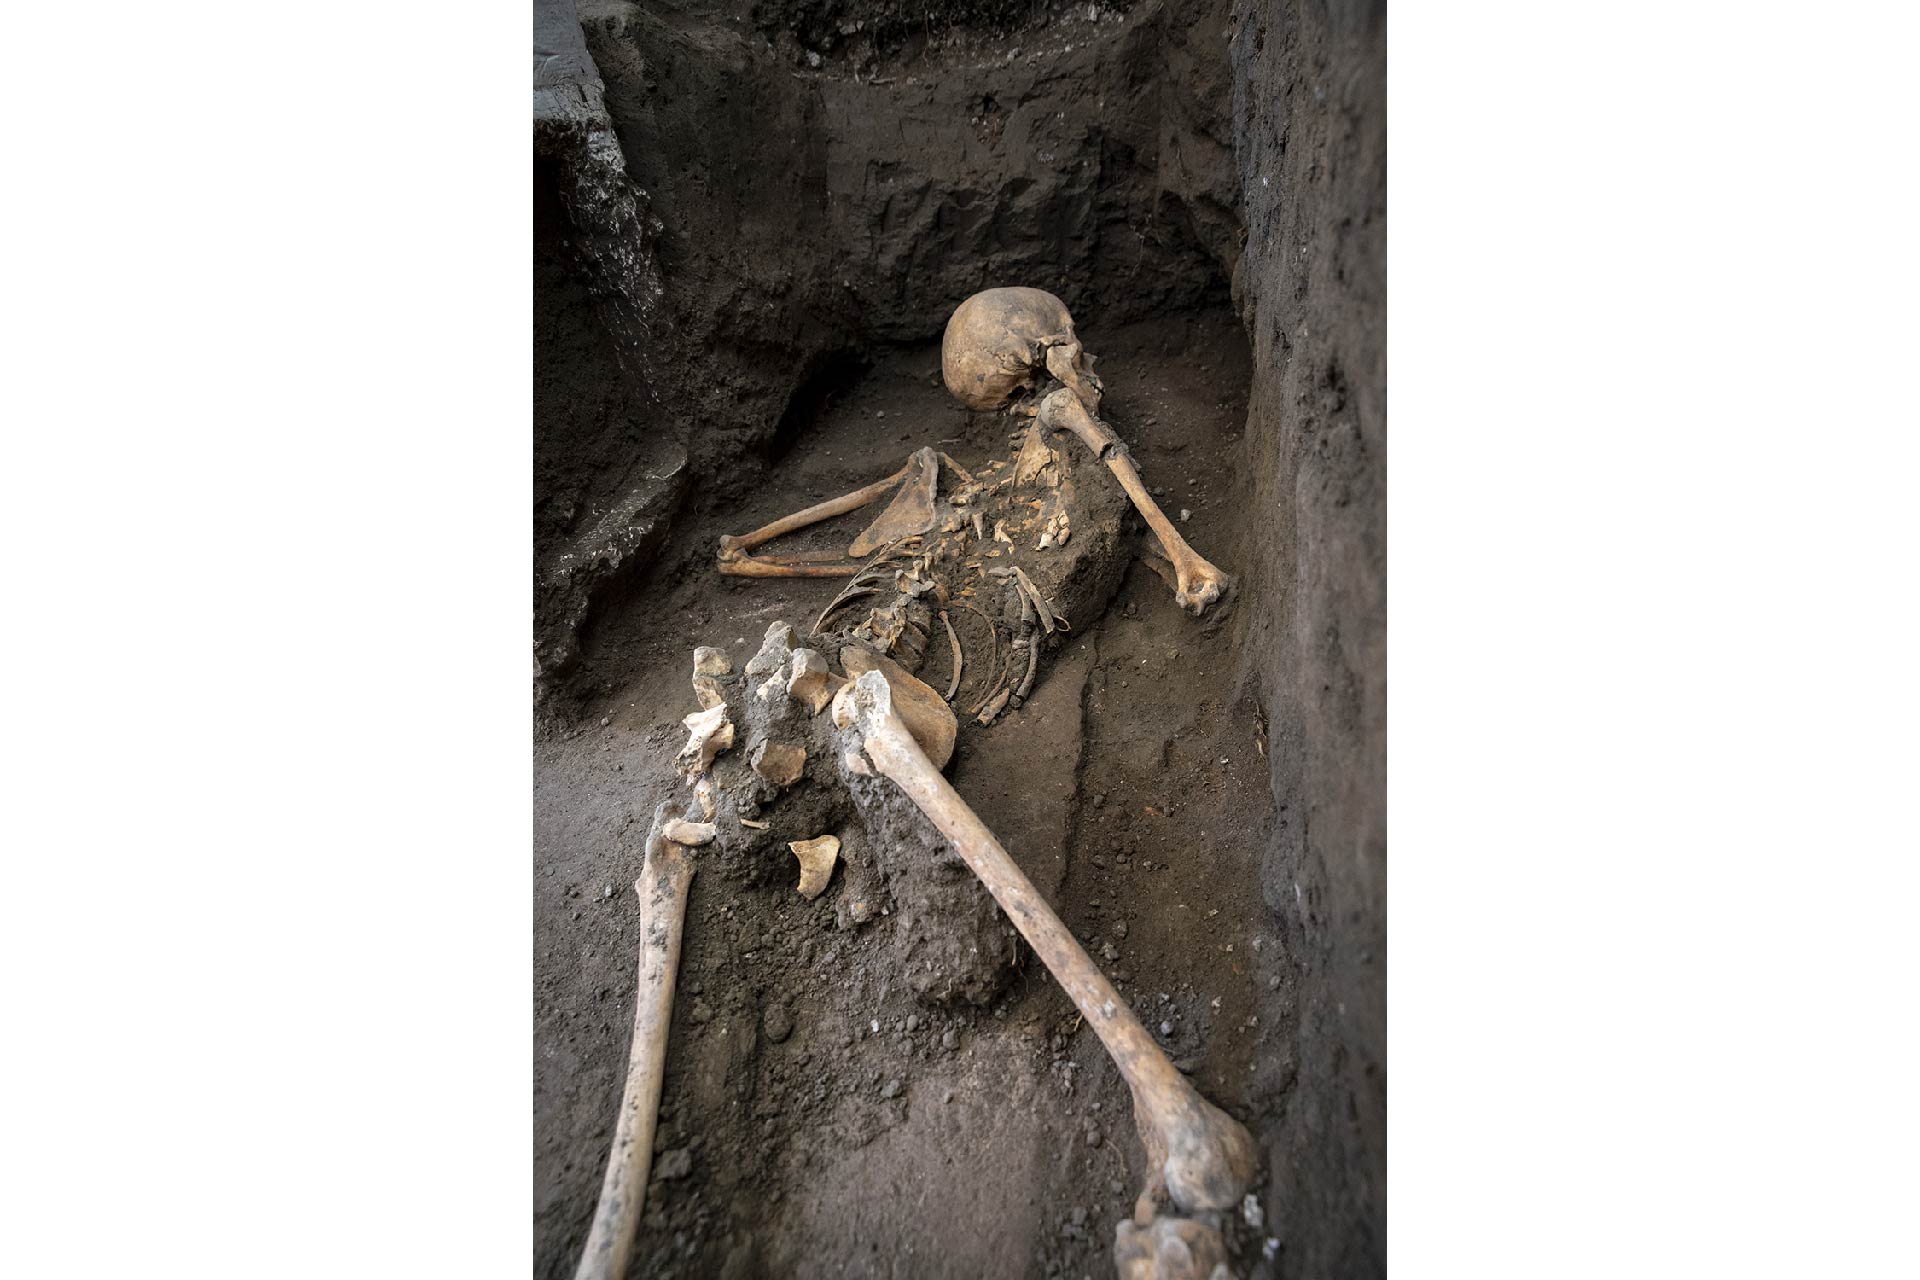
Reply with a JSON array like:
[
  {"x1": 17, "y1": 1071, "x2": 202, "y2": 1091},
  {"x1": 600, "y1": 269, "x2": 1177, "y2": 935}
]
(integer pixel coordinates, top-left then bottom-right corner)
[{"x1": 536, "y1": 0, "x2": 1385, "y2": 1276}]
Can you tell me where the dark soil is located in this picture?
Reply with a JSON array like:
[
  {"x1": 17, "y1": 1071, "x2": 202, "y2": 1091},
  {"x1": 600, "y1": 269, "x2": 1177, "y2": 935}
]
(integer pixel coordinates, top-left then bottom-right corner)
[{"x1": 534, "y1": 0, "x2": 1385, "y2": 1276}]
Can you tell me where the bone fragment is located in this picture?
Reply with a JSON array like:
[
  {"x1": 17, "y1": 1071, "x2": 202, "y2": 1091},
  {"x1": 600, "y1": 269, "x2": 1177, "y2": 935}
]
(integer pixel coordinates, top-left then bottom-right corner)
[
  {"x1": 840, "y1": 671, "x2": 1255, "y2": 1214},
  {"x1": 694, "y1": 777, "x2": 716, "y2": 820},
  {"x1": 689, "y1": 646, "x2": 731, "y2": 710},
  {"x1": 839, "y1": 646, "x2": 956, "y2": 770},
  {"x1": 1112, "y1": 1214, "x2": 1230, "y2": 1280},
  {"x1": 574, "y1": 809, "x2": 695, "y2": 1280},
  {"x1": 1014, "y1": 633, "x2": 1041, "y2": 705},
  {"x1": 1012, "y1": 566, "x2": 1058, "y2": 634},
  {"x1": 936, "y1": 451, "x2": 976, "y2": 485},
  {"x1": 739, "y1": 818, "x2": 770, "y2": 830},
  {"x1": 940, "y1": 610, "x2": 963, "y2": 700},
  {"x1": 660, "y1": 818, "x2": 716, "y2": 846},
  {"x1": 744, "y1": 622, "x2": 795, "y2": 678},
  {"x1": 785, "y1": 648, "x2": 842, "y2": 714},
  {"x1": 788, "y1": 834, "x2": 841, "y2": 900},
  {"x1": 751, "y1": 740, "x2": 807, "y2": 787},
  {"x1": 677, "y1": 704, "x2": 734, "y2": 777},
  {"x1": 1012, "y1": 422, "x2": 1062, "y2": 486}
]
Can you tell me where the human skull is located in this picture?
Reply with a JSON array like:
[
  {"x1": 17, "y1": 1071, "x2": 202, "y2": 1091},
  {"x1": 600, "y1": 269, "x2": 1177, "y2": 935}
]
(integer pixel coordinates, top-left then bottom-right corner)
[{"x1": 941, "y1": 286, "x2": 1103, "y2": 416}]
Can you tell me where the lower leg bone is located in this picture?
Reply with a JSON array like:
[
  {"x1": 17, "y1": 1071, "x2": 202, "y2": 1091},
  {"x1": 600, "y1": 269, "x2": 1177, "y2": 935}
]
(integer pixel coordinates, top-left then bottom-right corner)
[
  {"x1": 574, "y1": 808, "x2": 696, "y2": 1280},
  {"x1": 835, "y1": 671, "x2": 1256, "y2": 1213},
  {"x1": 1038, "y1": 388, "x2": 1233, "y2": 616}
]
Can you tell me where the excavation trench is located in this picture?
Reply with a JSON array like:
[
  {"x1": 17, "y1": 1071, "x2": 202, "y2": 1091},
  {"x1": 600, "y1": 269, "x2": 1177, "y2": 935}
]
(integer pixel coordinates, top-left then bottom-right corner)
[{"x1": 535, "y1": 2, "x2": 1385, "y2": 1277}]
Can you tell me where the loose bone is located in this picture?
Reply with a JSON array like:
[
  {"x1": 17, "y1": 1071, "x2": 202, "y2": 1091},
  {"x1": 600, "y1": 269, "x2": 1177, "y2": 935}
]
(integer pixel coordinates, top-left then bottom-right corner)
[{"x1": 834, "y1": 670, "x2": 1256, "y2": 1213}]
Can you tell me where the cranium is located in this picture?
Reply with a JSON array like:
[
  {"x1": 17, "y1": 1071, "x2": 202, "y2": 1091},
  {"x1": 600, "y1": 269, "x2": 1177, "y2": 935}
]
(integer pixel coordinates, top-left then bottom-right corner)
[{"x1": 942, "y1": 285, "x2": 1105, "y2": 417}]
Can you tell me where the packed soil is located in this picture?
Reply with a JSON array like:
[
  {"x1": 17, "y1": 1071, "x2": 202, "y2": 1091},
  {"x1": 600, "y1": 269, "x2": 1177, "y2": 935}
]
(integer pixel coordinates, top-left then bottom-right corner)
[{"x1": 534, "y1": 310, "x2": 1295, "y2": 1278}]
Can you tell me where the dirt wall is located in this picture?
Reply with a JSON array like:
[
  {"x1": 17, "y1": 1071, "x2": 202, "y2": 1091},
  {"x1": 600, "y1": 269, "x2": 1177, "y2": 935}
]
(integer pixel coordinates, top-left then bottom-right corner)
[
  {"x1": 1228, "y1": 0, "x2": 1386, "y2": 1272},
  {"x1": 535, "y1": 0, "x2": 1248, "y2": 706}
]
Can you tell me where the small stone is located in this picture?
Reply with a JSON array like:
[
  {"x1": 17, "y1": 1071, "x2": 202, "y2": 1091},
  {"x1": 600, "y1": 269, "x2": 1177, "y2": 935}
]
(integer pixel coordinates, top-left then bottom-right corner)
[
  {"x1": 905, "y1": 1014, "x2": 920, "y2": 1033},
  {"x1": 941, "y1": 1029, "x2": 960, "y2": 1051},
  {"x1": 656, "y1": 1147, "x2": 692, "y2": 1180},
  {"x1": 1159, "y1": 1021, "x2": 1174, "y2": 1036},
  {"x1": 600, "y1": 716, "x2": 611, "y2": 727},
  {"x1": 880, "y1": 1078, "x2": 904, "y2": 1100},
  {"x1": 1112, "y1": 921, "x2": 1129, "y2": 939},
  {"x1": 603, "y1": 884, "x2": 614, "y2": 899},
  {"x1": 1242, "y1": 1193, "x2": 1264, "y2": 1230},
  {"x1": 1179, "y1": 509, "x2": 1192, "y2": 523},
  {"x1": 1101, "y1": 942, "x2": 1120, "y2": 961},
  {"x1": 1086, "y1": 1130, "x2": 1103, "y2": 1149},
  {"x1": 764, "y1": 1004, "x2": 793, "y2": 1043},
  {"x1": 1269, "y1": 976, "x2": 1283, "y2": 991}
]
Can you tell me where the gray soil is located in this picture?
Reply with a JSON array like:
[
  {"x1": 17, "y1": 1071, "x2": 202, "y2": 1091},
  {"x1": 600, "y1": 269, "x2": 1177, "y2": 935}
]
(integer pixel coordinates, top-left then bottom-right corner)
[{"x1": 534, "y1": 2, "x2": 1384, "y2": 1277}]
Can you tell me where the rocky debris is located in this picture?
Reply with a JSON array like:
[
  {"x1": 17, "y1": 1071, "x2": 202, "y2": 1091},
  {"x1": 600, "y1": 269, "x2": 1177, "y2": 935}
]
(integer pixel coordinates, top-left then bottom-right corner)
[
  {"x1": 763, "y1": 1003, "x2": 794, "y2": 1044},
  {"x1": 752, "y1": 741, "x2": 808, "y2": 787},
  {"x1": 654, "y1": 1147, "x2": 693, "y2": 1181}
]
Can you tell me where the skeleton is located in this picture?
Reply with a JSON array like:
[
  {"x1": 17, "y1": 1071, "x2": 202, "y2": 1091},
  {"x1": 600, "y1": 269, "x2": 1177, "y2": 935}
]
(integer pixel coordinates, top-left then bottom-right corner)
[
  {"x1": 715, "y1": 287, "x2": 1234, "y2": 724},
  {"x1": 579, "y1": 290, "x2": 1249, "y2": 1280}
]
